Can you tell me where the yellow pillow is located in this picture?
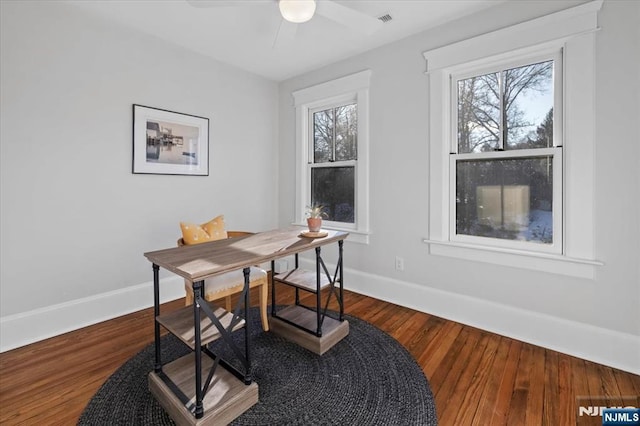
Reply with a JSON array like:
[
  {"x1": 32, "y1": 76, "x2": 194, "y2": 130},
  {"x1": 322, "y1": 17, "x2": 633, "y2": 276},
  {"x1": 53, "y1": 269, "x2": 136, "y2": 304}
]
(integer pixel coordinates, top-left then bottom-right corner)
[{"x1": 180, "y1": 215, "x2": 228, "y2": 245}]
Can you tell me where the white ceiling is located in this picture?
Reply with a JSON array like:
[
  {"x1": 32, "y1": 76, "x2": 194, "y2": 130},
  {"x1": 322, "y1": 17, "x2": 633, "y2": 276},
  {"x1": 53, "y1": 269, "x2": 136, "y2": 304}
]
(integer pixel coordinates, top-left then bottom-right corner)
[{"x1": 67, "y1": 0, "x2": 507, "y2": 81}]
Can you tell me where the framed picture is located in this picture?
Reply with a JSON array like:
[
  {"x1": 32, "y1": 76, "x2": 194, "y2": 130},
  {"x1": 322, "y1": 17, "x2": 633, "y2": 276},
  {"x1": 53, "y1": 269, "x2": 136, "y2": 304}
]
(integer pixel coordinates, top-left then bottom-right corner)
[{"x1": 132, "y1": 104, "x2": 209, "y2": 175}]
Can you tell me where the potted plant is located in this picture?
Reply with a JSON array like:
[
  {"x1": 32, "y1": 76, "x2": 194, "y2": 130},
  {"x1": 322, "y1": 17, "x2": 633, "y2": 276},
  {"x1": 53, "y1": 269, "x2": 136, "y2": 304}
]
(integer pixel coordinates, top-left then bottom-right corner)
[{"x1": 305, "y1": 204, "x2": 327, "y2": 232}]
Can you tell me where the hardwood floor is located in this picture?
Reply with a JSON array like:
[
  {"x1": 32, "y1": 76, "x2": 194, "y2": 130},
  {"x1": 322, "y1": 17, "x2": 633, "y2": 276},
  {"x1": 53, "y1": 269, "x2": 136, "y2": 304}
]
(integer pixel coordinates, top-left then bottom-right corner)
[{"x1": 1, "y1": 287, "x2": 638, "y2": 425}]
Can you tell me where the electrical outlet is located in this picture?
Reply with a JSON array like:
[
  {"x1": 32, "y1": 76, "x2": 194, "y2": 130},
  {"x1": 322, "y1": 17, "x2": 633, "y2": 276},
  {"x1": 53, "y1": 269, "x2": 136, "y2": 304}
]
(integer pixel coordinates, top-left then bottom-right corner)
[{"x1": 395, "y1": 256, "x2": 404, "y2": 271}]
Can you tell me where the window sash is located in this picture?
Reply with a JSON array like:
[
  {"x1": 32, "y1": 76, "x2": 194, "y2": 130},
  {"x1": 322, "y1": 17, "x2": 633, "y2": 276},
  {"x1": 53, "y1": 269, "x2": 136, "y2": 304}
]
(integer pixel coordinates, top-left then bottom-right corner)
[
  {"x1": 449, "y1": 148, "x2": 563, "y2": 254},
  {"x1": 307, "y1": 160, "x2": 357, "y2": 228},
  {"x1": 309, "y1": 102, "x2": 357, "y2": 164},
  {"x1": 450, "y1": 49, "x2": 563, "y2": 154}
]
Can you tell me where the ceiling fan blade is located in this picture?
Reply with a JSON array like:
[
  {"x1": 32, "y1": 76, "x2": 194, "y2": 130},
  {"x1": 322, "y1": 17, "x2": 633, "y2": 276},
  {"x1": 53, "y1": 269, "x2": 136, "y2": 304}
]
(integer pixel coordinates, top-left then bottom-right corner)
[
  {"x1": 273, "y1": 19, "x2": 298, "y2": 48},
  {"x1": 315, "y1": 0, "x2": 383, "y2": 35},
  {"x1": 184, "y1": 0, "x2": 270, "y2": 8}
]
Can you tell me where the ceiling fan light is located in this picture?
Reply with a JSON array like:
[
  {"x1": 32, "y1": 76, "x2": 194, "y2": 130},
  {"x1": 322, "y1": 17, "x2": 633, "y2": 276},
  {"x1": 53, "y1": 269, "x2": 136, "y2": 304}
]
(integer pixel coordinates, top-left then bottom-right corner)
[{"x1": 278, "y1": 0, "x2": 316, "y2": 24}]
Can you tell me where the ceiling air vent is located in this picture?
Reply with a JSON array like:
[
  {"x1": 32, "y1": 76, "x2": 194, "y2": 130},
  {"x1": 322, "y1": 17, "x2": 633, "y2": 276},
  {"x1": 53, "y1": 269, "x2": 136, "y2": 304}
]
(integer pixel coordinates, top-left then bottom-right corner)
[{"x1": 377, "y1": 13, "x2": 392, "y2": 23}]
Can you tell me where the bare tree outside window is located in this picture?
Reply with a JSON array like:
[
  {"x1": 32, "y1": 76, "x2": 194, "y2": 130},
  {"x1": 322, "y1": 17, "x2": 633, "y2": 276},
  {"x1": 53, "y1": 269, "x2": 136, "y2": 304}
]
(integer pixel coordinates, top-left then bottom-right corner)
[
  {"x1": 455, "y1": 60, "x2": 557, "y2": 244},
  {"x1": 457, "y1": 60, "x2": 553, "y2": 153},
  {"x1": 335, "y1": 105, "x2": 357, "y2": 161},
  {"x1": 313, "y1": 109, "x2": 333, "y2": 163}
]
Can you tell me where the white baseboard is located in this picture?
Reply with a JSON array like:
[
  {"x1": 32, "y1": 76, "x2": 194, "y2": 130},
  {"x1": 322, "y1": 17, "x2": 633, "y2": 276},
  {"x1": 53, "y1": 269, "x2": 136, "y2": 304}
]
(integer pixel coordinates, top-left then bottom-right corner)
[
  {"x1": 3, "y1": 265, "x2": 639, "y2": 376},
  {"x1": 0, "y1": 276, "x2": 185, "y2": 353},
  {"x1": 298, "y1": 259, "x2": 640, "y2": 375},
  {"x1": 351, "y1": 270, "x2": 640, "y2": 375}
]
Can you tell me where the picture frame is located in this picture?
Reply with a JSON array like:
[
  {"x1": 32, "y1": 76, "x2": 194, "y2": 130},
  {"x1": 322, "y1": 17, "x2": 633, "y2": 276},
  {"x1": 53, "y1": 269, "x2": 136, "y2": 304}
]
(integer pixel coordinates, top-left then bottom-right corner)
[{"x1": 132, "y1": 104, "x2": 209, "y2": 176}]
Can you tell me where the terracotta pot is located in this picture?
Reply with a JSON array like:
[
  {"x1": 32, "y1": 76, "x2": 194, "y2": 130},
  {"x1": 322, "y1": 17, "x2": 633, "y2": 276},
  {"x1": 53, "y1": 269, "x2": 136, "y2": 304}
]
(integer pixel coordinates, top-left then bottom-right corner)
[{"x1": 307, "y1": 217, "x2": 322, "y2": 232}]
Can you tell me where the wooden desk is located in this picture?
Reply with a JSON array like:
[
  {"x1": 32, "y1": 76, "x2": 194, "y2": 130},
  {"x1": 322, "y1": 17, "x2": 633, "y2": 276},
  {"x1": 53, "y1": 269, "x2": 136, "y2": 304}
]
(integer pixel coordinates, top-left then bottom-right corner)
[
  {"x1": 145, "y1": 227, "x2": 348, "y2": 281},
  {"x1": 144, "y1": 227, "x2": 349, "y2": 425}
]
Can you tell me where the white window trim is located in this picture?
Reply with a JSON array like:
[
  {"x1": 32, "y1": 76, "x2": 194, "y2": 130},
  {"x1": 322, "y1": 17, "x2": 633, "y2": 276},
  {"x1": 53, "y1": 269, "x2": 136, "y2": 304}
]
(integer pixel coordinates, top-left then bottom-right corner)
[
  {"x1": 423, "y1": 0, "x2": 604, "y2": 278},
  {"x1": 292, "y1": 70, "x2": 371, "y2": 244}
]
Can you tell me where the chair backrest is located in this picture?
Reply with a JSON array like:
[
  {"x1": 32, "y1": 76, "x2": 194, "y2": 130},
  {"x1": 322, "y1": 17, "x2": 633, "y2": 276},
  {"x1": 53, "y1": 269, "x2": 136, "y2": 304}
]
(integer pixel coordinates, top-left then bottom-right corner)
[{"x1": 177, "y1": 231, "x2": 255, "y2": 247}]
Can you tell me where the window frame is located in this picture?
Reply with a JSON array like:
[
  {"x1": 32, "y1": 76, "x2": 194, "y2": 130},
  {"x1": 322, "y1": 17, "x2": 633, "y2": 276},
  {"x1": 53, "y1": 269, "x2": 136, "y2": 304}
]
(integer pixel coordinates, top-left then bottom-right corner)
[
  {"x1": 308, "y1": 101, "x2": 358, "y2": 228},
  {"x1": 422, "y1": 0, "x2": 604, "y2": 278},
  {"x1": 448, "y1": 50, "x2": 563, "y2": 254},
  {"x1": 292, "y1": 70, "x2": 371, "y2": 244}
]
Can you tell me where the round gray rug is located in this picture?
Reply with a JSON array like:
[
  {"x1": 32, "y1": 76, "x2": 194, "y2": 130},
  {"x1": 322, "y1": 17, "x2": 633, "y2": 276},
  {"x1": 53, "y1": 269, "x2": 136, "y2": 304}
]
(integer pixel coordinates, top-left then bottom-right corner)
[{"x1": 78, "y1": 308, "x2": 437, "y2": 425}]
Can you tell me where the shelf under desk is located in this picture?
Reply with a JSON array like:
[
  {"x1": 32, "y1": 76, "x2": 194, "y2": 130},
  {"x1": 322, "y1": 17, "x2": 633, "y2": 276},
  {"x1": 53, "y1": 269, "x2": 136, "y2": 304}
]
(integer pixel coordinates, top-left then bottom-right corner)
[
  {"x1": 273, "y1": 268, "x2": 331, "y2": 292},
  {"x1": 156, "y1": 302, "x2": 245, "y2": 350}
]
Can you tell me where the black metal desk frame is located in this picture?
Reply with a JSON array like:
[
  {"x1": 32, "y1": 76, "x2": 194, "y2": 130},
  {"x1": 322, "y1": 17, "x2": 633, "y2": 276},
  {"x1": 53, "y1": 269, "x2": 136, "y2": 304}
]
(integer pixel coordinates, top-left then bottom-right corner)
[
  {"x1": 146, "y1": 228, "x2": 348, "y2": 421},
  {"x1": 270, "y1": 240, "x2": 345, "y2": 337},
  {"x1": 152, "y1": 265, "x2": 252, "y2": 419}
]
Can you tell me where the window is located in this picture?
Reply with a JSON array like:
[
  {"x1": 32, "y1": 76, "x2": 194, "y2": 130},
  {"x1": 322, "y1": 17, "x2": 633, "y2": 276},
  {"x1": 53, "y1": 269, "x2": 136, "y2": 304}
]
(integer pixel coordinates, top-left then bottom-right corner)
[
  {"x1": 292, "y1": 70, "x2": 371, "y2": 244},
  {"x1": 310, "y1": 103, "x2": 357, "y2": 223},
  {"x1": 423, "y1": 0, "x2": 603, "y2": 278},
  {"x1": 450, "y1": 54, "x2": 562, "y2": 253}
]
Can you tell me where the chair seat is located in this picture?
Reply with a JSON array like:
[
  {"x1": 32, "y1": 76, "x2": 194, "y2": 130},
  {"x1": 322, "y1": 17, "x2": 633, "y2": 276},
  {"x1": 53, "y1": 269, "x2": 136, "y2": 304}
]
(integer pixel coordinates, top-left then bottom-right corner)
[
  {"x1": 178, "y1": 231, "x2": 269, "y2": 331},
  {"x1": 184, "y1": 266, "x2": 267, "y2": 300}
]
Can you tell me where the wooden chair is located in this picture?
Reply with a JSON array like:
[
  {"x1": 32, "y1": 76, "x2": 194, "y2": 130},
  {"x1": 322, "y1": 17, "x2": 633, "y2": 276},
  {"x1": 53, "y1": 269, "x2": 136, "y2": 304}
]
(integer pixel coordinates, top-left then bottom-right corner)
[{"x1": 178, "y1": 231, "x2": 269, "y2": 332}]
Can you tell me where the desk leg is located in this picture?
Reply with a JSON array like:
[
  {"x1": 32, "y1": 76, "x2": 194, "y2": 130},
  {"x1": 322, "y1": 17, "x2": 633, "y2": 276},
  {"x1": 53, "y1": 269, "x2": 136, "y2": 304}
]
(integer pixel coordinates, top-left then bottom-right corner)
[
  {"x1": 270, "y1": 260, "x2": 276, "y2": 316},
  {"x1": 294, "y1": 254, "x2": 300, "y2": 306},
  {"x1": 193, "y1": 280, "x2": 204, "y2": 419},
  {"x1": 243, "y1": 267, "x2": 252, "y2": 384},
  {"x1": 315, "y1": 247, "x2": 322, "y2": 337},
  {"x1": 153, "y1": 264, "x2": 161, "y2": 373},
  {"x1": 339, "y1": 240, "x2": 344, "y2": 321}
]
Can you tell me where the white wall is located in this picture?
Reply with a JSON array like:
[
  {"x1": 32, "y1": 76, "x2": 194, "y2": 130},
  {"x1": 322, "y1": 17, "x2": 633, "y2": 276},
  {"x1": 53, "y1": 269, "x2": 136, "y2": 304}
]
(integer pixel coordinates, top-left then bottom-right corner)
[
  {"x1": 0, "y1": 1, "x2": 278, "y2": 349},
  {"x1": 278, "y1": 0, "x2": 639, "y2": 373},
  {"x1": 2, "y1": 0, "x2": 637, "y2": 374}
]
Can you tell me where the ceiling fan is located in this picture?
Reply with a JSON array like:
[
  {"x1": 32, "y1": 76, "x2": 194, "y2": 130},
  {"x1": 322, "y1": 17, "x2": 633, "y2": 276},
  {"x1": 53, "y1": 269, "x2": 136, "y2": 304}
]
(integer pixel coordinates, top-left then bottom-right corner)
[{"x1": 185, "y1": 0, "x2": 384, "y2": 36}]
